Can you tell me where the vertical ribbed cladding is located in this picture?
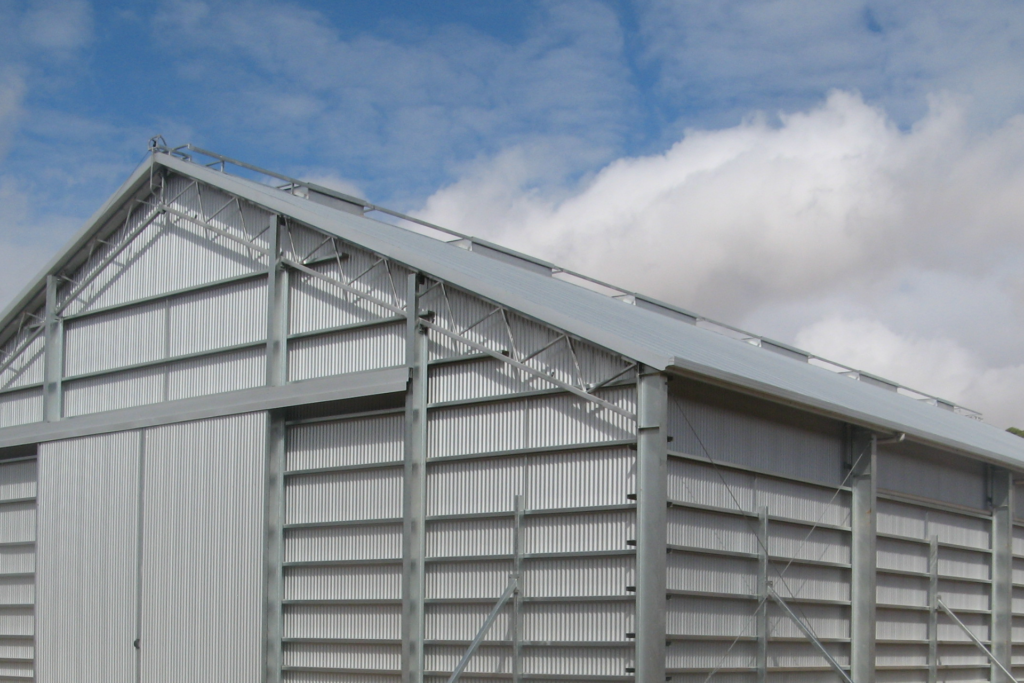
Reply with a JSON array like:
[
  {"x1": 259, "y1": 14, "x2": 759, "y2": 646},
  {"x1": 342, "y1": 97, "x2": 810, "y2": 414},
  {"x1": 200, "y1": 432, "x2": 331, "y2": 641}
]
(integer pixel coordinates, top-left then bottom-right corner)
[
  {"x1": 35, "y1": 432, "x2": 139, "y2": 683},
  {"x1": 64, "y1": 300, "x2": 165, "y2": 375},
  {"x1": 667, "y1": 457, "x2": 852, "y2": 527},
  {"x1": 666, "y1": 422, "x2": 853, "y2": 679},
  {"x1": 422, "y1": 362, "x2": 637, "y2": 679},
  {"x1": 1015, "y1": 524, "x2": 1024, "y2": 679},
  {"x1": 61, "y1": 174, "x2": 270, "y2": 317},
  {"x1": 878, "y1": 445, "x2": 989, "y2": 510},
  {"x1": 0, "y1": 389, "x2": 43, "y2": 428},
  {"x1": 427, "y1": 448, "x2": 634, "y2": 516},
  {"x1": 140, "y1": 412, "x2": 266, "y2": 683},
  {"x1": 287, "y1": 414, "x2": 404, "y2": 471},
  {"x1": 62, "y1": 346, "x2": 267, "y2": 417},
  {"x1": 286, "y1": 228, "x2": 410, "y2": 336},
  {"x1": 668, "y1": 379, "x2": 846, "y2": 487},
  {"x1": 428, "y1": 386, "x2": 635, "y2": 459},
  {"x1": 166, "y1": 345, "x2": 266, "y2": 399},
  {"x1": 281, "y1": 413, "x2": 405, "y2": 678},
  {"x1": 0, "y1": 458, "x2": 36, "y2": 679},
  {"x1": 286, "y1": 468, "x2": 402, "y2": 525},
  {"x1": 425, "y1": 644, "x2": 635, "y2": 677},
  {"x1": 425, "y1": 600, "x2": 633, "y2": 641},
  {"x1": 285, "y1": 525, "x2": 403, "y2": 564},
  {"x1": 0, "y1": 334, "x2": 44, "y2": 391},
  {"x1": 63, "y1": 276, "x2": 267, "y2": 376},
  {"x1": 876, "y1": 496, "x2": 994, "y2": 672},
  {"x1": 284, "y1": 673, "x2": 401, "y2": 683},
  {"x1": 288, "y1": 321, "x2": 405, "y2": 382}
]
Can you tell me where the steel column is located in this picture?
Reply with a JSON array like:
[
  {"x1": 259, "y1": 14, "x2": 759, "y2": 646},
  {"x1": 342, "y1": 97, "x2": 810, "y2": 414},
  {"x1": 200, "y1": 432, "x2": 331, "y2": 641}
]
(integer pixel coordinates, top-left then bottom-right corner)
[
  {"x1": 991, "y1": 467, "x2": 1014, "y2": 683},
  {"x1": 512, "y1": 494, "x2": 524, "y2": 683},
  {"x1": 928, "y1": 535, "x2": 938, "y2": 683},
  {"x1": 850, "y1": 429, "x2": 876, "y2": 683},
  {"x1": 43, "y1": 275, "x2": 64, "y2": 422},
  {"x1": 266, "y1": 216, "x2": 289, "y2": 387},
  {"x1": 635, "y1": 370, "x2": 668, "y2": 683},
  {"x1": 402, "y1": 274, "x2": 428, "y2": 683},
  {"x1": 263, "y1": 411, "x2": 286, "y2": 683},
  {"x1": 757, "y1": 507, "x2": 769, "y2": 683}
]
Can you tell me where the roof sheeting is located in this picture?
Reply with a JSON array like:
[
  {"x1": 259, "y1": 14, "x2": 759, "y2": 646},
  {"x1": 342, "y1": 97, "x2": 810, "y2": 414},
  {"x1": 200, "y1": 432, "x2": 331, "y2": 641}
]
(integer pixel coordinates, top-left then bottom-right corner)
[{"x1": 6, "y1": 152, "x2": 1024, "y2": 469}]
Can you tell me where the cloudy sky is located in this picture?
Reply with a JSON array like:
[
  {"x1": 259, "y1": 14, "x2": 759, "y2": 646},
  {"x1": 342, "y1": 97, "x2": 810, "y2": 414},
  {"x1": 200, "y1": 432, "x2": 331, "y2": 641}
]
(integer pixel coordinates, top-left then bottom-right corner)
[{"x1": 2, "y1": 0, "x2": 1024, "y2": 427}]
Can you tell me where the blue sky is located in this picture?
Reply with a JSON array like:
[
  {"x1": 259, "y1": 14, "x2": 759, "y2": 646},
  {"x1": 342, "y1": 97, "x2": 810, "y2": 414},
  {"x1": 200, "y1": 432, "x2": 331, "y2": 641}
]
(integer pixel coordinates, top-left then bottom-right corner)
[{"x1": 3, "y1": 0, "x2": 1024, "y2": 426}]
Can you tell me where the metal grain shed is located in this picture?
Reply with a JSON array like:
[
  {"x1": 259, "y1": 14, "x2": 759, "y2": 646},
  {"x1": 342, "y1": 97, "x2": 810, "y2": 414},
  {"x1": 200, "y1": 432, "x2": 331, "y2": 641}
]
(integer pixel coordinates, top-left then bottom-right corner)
[{"x1": 0, "y1": 142, "x2": 1023, "y2": 683}]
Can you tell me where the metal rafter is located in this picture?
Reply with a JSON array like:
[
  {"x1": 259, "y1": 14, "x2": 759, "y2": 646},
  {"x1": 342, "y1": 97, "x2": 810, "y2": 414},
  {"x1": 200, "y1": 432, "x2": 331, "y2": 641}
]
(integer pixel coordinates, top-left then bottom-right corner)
[
  {"x1": 423, "y1": 282, "x2": 637, "y2": 417},
  {"x1": 420, "y1": 318, "x2": 634, "y2": 420}
]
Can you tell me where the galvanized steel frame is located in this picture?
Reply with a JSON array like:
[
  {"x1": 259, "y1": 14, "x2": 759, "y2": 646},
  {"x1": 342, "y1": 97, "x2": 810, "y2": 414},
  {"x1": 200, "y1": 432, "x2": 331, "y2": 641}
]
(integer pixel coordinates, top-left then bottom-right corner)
[
  {"x1": 265, "y1": 217, "x2": 288, "y2": 388},
  {"x1": 937, "y1": 597, "x2": 1019, "y2": 682},
  {"x1": 850, "y1": 428, "x2": 877, "y2": 682},
  {"x1": 635, "y1": 370, "x2": 667, "y2": 683},
  {"x1": 402, "y1": 273, "x2": 428, "y2": 683},
  {"x1": 43, "y1": 275, "x2": 63, "y2": 422},
  {"x1": 991, "y1": 468, "x2": 1014, "y2": 683}
]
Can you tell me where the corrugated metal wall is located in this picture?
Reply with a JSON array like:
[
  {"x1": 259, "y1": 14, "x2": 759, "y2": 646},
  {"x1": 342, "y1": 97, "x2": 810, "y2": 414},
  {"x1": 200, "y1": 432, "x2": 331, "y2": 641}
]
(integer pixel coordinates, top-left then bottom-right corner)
[
  {"x1": 876, "y1": 445, "x2": 992, "y2": 682},
  {"x1": 667, "y1": 381, "x2": 851, "y2": 681},
  {"x1": 1013, "y1": 501, "x2": 1024, "y2": 681},
  {"x1": 0, "y1": 457, "x2": 36, "y2": 682},
  {"x1": 0, "y1": 331, "x2": 44, "y2": 429},
  {"x1": 60, "y1": 176, "x2": 272, "y2": 317},
  {"x1": 286, "y1": 225, "x2": 410, "y2": 384},
  {"x1": 421, "y1": 312, "x2": 638, "y2": 680},
  {"x1": 282, "y1": 410, "x2": 405, "y2": 683},
  {"x1": 33, "y1": 414, "x2": 266, "y2": 683},
  {"x1": 139, "y1": 413, "x2": 267, "y2": 683},
  {"x1": 36, "y1": 432, "x2": 140, "y2": 683},
  {"x1": 278, "y1": 275, "x2": 640, "y2": 680},
  {"x1": 62, "y1": 277, "x2": 269, "y2": 417}
]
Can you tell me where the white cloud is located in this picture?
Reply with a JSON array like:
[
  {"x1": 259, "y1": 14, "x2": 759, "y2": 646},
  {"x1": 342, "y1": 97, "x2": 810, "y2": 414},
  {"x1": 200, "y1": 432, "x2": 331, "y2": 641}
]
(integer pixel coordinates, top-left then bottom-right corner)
[
  {"x1": 795, "y1": 316, "x2": 1024, "y2": 429},
  {"x1": 417, "y1": 90, "x2": 1024, "y2": 427}
]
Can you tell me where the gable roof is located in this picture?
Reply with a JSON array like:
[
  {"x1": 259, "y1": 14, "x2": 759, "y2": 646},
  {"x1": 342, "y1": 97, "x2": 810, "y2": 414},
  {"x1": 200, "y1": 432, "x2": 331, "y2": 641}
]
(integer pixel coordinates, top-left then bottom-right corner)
[{"x1": 5, "y1": 149, "x2": 1024, "y2": 470}]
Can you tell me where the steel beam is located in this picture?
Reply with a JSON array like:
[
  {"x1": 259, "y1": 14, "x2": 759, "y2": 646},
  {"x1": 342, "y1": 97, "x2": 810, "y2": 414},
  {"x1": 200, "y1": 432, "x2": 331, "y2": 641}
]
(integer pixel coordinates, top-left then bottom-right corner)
[
  {"x1": 991, "y1": 467, "x2": 1014, "y2": 683},
  {"x1": 263, "y1": 411, "x2": 286, "y2": 683},
  {"x1": 512, "y1": 494, "x2": 524, "y2": 683},
  {"x1": 402, "y1": 273, "x2": 428, "y2": 683},
  {"x1": 850, "y1": 428, "x2": 876, "y2": 683},
  {"x1": 0, "y1": 367, "x2": 409, "y2": 448},
  {"x1": 43, "y1": 275, "x2": 63, "y2": 422},
  {"x1": 635, "y1": 369, "x2": 668, "y2": 683},
  {"x1": 938, "y1": 597, "x2": 1018, "y2": 682},
  {"x1": 756, "y1": 508, "x2": 769, "y2": 683},
  {"x1": 928, "y1": 536, "x2": 938, "y2": 683},
  {"x1": 769, "y1": 588, "x2": 854, "y2": 683},
  {"x1": 266, "y1": 216, "x2": 289, "y2": 387}
]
